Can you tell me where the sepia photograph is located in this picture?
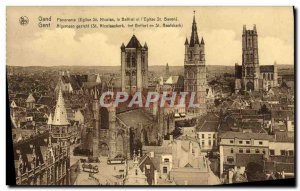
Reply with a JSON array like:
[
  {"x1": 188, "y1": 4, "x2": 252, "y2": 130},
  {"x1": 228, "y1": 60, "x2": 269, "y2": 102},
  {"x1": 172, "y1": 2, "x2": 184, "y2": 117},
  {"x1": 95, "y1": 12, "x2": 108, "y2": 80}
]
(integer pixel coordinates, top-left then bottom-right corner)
[{"x1": 6, "y1": 6, "x2": 295, "y2": 186}]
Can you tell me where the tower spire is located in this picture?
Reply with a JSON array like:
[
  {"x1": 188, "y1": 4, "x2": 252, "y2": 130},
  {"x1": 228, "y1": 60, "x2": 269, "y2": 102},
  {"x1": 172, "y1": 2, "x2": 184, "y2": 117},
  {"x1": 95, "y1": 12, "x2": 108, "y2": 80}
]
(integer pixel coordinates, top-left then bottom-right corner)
[
  {"x1": 190, "y1": 10, "x2": 200, "y2": 47},
  {"x1": 52, "y1": 87, "x2": 69, "y2": 126}
]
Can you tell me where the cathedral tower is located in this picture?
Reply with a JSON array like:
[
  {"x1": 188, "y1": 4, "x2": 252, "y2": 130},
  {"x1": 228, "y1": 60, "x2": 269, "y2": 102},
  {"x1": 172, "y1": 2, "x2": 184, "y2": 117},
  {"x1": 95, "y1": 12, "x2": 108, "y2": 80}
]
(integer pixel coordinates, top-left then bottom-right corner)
[
  {"x1": 121, "y1": 35, "x2": 148, "y2": 93},
  {"x1": 184, "y1": 11, "x2": 207, "y2": 115},
  {"x1": 242, "y1": 25, "x2": 260, "y2": 91}
]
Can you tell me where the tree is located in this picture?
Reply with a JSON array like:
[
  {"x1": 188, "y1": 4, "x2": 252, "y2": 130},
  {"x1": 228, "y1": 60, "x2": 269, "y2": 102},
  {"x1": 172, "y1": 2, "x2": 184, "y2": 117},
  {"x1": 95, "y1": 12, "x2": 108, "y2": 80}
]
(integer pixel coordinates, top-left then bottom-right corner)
[
  {"x1": 246, "y1": 162, "x2": 266, "y2": 182},
  {"x1": 259, "y1": 104, "x2": 271, "y2": 115}
]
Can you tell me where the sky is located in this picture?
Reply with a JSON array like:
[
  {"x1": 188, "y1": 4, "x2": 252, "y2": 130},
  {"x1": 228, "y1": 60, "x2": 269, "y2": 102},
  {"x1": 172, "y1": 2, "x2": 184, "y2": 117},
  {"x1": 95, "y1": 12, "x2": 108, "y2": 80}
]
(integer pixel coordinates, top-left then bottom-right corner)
[{"x1": 7, "y1": 7, "x2": 294, "y2": 66}]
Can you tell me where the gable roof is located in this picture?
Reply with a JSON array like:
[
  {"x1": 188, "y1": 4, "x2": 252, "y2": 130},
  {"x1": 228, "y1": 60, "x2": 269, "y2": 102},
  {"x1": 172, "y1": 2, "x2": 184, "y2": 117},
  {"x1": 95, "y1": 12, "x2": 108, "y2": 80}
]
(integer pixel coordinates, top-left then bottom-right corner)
[
  {"x1": 25, "y1": 93, "x2": 36, "y2": 103},
  {"x1": 126, "y1": 35, "x2": 142, "y2": 48},
  {"x1": 197, "y1": 121, "x2": 219, "y2": 132}
]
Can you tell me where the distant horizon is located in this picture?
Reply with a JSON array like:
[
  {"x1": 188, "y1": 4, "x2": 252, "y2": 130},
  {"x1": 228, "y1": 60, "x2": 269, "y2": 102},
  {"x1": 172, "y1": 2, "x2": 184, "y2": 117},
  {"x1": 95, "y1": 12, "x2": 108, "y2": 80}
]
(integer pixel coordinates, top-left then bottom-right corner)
[{"x1": 6, "y1": 63, "x2": 294, "y2": 67}]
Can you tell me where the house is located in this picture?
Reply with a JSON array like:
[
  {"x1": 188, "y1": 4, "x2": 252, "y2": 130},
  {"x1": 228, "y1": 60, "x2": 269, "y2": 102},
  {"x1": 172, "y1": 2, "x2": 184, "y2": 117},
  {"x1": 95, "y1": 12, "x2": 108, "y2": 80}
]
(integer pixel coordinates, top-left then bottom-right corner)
[
  {"x1": 197, "y1": 121, "x2": 219, "y2": 152},
  {"x1": 269, "y1": 132, "x2": 294, "y2": 157},
  {"x1": 219, "y1": 131, "x2": 273, "y2": 177},
  {"x1": 143, "y1": 136, "x2": 210, "y2": 185},
  {"x1": 125, "y1": 154, "x2": 149, "y2": 185},
  {"x1": 163, "y1": 75, "x2": 184, "y2": 93}
]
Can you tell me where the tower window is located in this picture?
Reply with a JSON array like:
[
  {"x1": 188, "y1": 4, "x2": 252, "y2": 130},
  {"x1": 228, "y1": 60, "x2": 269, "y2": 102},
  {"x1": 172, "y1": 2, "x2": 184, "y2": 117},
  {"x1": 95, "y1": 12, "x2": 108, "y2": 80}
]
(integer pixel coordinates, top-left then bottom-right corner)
[
  {"x1": 189, "y1": 51, "x2": 193, "y2": 60},
  {"x1": 132, "y1": 57, "x2": 136, "y2": 67}
]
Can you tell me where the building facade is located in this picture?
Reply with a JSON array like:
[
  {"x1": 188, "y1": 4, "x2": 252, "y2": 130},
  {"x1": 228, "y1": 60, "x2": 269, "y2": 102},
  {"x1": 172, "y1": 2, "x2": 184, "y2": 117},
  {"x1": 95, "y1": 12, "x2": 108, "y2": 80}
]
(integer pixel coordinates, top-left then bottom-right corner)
[
  {"x1": 184, "y1": 12, "x2": 207, "y2": 115},
  {"x1": 121, "y1": 35, "x2": 148, "y2": 92},
  {"x1": 15, "y1": 88, "x2": 72, "y2": 185},
  {"x1": 235, "y1": 25, "x2": 278, "y2": 93},
  {"x1": 219, "y1": 132, "x2": 272, "y2": 177}
]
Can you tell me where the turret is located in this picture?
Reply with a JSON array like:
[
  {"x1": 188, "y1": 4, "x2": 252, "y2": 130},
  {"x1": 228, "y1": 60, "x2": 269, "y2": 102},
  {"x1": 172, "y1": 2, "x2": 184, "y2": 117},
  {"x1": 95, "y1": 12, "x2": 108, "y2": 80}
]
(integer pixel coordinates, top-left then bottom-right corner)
[
  {"x1": 121, "y1": 43, "x2": 125, "y2": 52},
  {"x1": 184, "y1": 37, "x2": 189, "y2": 46},
  {"x1": 144, "y1": 42, "x2": 148, "y2": 50},
  {"x1": 201, "y1": 37, "x2": 205, "y2": 45}
]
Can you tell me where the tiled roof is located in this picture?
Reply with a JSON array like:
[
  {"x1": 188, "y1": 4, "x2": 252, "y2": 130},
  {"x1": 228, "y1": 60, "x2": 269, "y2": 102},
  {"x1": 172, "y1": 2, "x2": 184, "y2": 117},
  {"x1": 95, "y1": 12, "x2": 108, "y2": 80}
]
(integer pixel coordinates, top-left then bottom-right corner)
[
  {"x1": 117, "y1": 109, "x2": 153, "y2": 128},
  {"x1": 15, "y1": 93, "x2": 28, "y2": 99},
  {"x1": 25, "y1": 93, "x2": 36, "y2": 103},
  {"x1": 273, "y1": 132, "x2": 294, "y2": 143},
  {"x1": 197, "y1": 121, "x2": 219, "y2": 132},
  {"x1": 260, "y1": 65, "x2": 274, "y2": 73},
  {"x1": 165, "y1": 75, "x2": 179, "y2": 84},
  {"x1": 219, "y1": 131, "x2": 273, "y2": 140},
  {"x1": 37, "y1": 96, "x2": 53, "y2": 106}
]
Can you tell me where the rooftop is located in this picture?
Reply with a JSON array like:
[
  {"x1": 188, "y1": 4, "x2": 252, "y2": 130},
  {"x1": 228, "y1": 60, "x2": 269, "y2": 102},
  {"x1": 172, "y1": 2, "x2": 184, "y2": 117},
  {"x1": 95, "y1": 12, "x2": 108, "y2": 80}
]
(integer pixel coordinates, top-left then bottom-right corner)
[{"x1": 219, "y1": 131, "x2": 273, "y2": 140}]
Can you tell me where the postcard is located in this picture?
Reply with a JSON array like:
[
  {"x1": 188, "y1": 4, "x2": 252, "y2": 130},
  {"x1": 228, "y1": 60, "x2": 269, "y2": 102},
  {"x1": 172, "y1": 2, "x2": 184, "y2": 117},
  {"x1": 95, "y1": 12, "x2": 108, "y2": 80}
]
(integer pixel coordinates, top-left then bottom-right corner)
[{"x1": 6, "y1": 6, "x2": 295, "y2": 186}]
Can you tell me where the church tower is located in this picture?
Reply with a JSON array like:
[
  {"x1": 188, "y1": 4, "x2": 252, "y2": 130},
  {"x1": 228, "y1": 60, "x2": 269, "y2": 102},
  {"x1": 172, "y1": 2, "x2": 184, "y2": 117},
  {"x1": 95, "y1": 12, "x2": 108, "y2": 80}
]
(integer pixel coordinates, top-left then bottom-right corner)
[
  {"x1": 92, "y1": 87, "x2": 100, "y2": 157},
  {"x1": 121, "y1": 35, "x2": 148, "y2": 93},
  {"x1": 165, "y1": 63, "x2": 170, "y2": 77},
  {"x1": 184, "y1": 11, "x2": 207, "y2": 115},
  {"x1": 242, "y1": 25, "x2": 260, "y2": 91}
]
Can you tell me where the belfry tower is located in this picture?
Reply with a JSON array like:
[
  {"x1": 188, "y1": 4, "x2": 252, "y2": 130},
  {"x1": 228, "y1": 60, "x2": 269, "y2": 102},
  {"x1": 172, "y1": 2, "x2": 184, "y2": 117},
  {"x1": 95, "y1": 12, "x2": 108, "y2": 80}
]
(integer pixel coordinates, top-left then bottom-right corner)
[
  {"x1": 242, "y1": 25, "x2": 260, "y2": 91},
  {"x1": 92, "y1": 87, "x2": 100, "y2": 157},
  {"x1": 121, "y1": 35, "x2": 148, "y2": 93},
  {"x1": 184, "y1": 11, "x2": 207, "y2": 115}
]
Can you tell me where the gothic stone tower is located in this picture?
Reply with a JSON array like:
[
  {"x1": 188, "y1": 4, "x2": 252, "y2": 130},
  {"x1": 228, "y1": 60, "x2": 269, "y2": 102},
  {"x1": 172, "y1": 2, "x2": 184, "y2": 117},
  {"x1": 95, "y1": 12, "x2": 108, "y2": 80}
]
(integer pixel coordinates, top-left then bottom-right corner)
[
  {"x1": 184, "y1": 12, "x2": 207, "y2": 115},
  {"x1": 91, "y1": 88, "x2": 118, "y2": 159},
  {"x1": 121, "y1": 35, "x2": 148, "y2": 93},
  {"x1": 242, "y1": 25, "x2": 260, "y2": 91},
  {"x1": 92, "y1": 87, "x2": 100, "y2": 158}
]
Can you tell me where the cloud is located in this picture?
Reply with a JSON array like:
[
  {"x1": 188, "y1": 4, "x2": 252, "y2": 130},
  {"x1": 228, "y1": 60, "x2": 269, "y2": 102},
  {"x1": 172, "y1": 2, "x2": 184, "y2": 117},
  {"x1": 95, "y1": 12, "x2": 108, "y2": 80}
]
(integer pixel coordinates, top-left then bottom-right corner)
[
  {"x1": 259, "y1": 36, "x2": 293, "y2": 65},
  {"x1": 8, "y1": 27, "x2": 293, "y2": 67},
  {"x1": 26, "y1": 29, "x2": 119, "y2": 66},
  {"x1": 202, "y1": 29, "x2": 241, "y2": 65}
]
